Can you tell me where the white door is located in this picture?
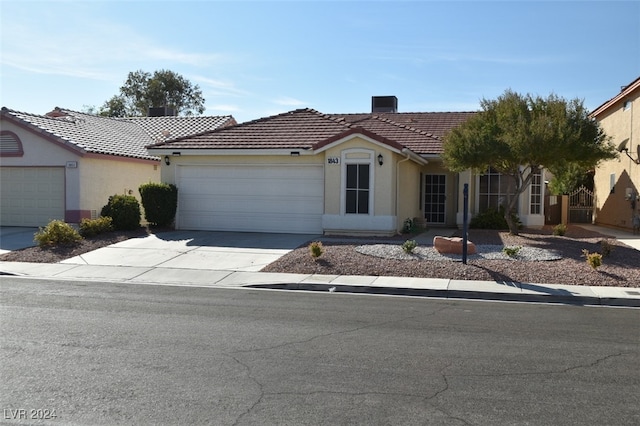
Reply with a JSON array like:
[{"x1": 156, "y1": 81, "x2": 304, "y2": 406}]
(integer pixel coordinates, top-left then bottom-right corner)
[
  {"x1": 176, "y1": 164, "x2": 324, "y2": 234},
  {"x1": 0, "y1": 167, "x2": 65, "y2": 226}
]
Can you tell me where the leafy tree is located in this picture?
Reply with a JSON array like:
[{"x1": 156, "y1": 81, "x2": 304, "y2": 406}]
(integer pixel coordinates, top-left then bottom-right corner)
[
  {"x1": 99, "y1": 69, "x2": 205, "y2": 117},
  {"x1": 442, "y1": 90, "x2": 617, "y2": 234},
  {"x1": 547, "y1": 163, "x2": 593, "y2": 195}
]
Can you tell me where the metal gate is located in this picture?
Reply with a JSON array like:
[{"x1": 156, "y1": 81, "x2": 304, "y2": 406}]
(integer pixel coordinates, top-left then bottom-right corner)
[{"x1": 568, "y1": 186, "x2": 594, "y2": 223}]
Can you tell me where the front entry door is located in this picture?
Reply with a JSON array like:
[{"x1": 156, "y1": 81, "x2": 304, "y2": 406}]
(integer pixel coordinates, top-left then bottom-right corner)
[{"x1": 424, "y1": 174, "x2": 446, "y2": 224}]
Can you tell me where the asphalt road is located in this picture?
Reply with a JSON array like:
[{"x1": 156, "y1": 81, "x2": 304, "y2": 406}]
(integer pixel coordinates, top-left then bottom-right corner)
[{"x1": 1, "y1": 278, "x2": 639, "y2": 425}]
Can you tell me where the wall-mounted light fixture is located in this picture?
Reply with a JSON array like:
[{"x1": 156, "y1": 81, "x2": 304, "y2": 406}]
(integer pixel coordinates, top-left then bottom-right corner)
[
  {"x1": 164, "y1": 155, "x2": 170, "y2": 166},
  {"x1": 377, "y1": 153, "x2": 384, "y2": 166}
]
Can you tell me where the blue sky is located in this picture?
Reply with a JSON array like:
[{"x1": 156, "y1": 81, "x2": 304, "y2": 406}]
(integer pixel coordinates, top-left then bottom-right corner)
[{"x1": 1, "y1": 0, "x2": 639, "y2": 123}]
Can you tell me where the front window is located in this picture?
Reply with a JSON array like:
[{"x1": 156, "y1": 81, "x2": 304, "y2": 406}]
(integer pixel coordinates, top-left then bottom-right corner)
[
  {"x1": 530, "y1": 169, "x2": 542, "y2": 214},
  {"x1": 345, "y1": 164, "x2": 370, "y2": 214},
  {"x1": 478, "y1": 167, "x2": 513, "y2": 213}
]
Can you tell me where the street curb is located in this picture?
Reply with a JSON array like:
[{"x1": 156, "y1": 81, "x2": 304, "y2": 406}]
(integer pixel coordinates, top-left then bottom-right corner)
[{"x1": 244, "y1": 283, "x2": 640, "y2": 307}]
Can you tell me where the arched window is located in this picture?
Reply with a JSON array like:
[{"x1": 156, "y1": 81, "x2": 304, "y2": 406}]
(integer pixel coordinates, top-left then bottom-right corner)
[{"x1": 0, "y1": 131, "x2": 24, "y2": 157}]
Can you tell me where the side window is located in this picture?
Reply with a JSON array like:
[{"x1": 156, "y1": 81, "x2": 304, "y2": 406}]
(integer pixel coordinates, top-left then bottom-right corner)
[{"x1": 345, "y1": 164, "x2": 370, "y2": 214}]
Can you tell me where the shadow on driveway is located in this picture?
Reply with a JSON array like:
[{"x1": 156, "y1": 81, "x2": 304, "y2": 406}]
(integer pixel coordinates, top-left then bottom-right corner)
[
  {"x1": 0, "y1": 227, "x2": 38, "y2": 254},
  {"x1": 151, "y1": 230, "x2": 320, "y2": 250}
]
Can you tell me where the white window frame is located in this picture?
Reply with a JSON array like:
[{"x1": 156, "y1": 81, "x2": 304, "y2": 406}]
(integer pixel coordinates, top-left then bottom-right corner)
[
  {"x1": 529, "y1": 169, "x2": 542, "y2": 215},
  {"x1": 340, "y1": 148, "x2": 374, "y2": 215}
]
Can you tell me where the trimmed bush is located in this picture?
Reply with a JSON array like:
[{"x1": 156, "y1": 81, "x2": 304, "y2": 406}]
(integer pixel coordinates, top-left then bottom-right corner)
[
  {"x1": 79, "y1": 216, "x2": 113, "y2": 238},
  {"x1": 34, "y1": 220, "x2": 82, "y2": 247},
  {"x1": 101, "y1": 194, "x2": 141, "y2": 230},
  {"x1": 470, "y1": 207, "x2": 521, "y2": 230},
  {"x1": 139, "y1": 182, "x2": 178, "y2": 227}
]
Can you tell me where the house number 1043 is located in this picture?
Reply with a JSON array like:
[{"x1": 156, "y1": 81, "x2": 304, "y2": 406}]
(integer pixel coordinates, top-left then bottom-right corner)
[{"x1": 327, "y1": 157, "x2": 340, "y2": 164}]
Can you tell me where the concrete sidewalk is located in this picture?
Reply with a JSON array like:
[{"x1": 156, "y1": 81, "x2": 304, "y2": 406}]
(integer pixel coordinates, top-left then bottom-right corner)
[
  {"x1": 1, "y1": 226, "x2": 639, "y2": 307},
  {"x1": 1, "y1": 260, "x2": 638, "y2": 307}
]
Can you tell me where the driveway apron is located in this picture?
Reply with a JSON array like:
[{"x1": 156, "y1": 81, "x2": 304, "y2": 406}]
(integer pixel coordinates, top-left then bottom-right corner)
[{"x1": 60, "y1": 231, "x2": 318, "y2": 272}]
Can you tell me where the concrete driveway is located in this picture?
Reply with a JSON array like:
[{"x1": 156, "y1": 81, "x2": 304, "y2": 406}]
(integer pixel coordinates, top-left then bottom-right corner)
[
  {"x1": 60, "y1": 230, "x2": 319, "y2": 272},
  {"x1": 0, "y1": 227, "x2": 38, "y2": 255}
]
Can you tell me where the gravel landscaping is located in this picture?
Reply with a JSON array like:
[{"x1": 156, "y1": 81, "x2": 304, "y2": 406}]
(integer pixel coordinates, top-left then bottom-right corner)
[
  {"x1": 1, "y1": 225, "x2": 638, "y2": 288},
  {"x1": 262, "y1": 226, "x2": 640, "y2": 288}
]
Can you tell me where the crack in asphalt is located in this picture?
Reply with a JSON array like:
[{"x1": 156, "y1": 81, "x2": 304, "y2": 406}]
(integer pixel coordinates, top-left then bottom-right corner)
[
  {"x1": 226, "y1": 306, "x2": 450, "y2": 423},
  {"x1": 231, "y1": 306, "x2": 449, "y2": 356},
  {"x1": 444, "y1": 351, "x2": 630, "y2": 379},
  {"x1": 228, "y1": 354, "x2": 265, "y2": 426}
]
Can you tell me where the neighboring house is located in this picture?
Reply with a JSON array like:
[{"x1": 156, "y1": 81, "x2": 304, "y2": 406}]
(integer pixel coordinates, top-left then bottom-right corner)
[
  {"x1": 0, "y1": 107, "x2": 235, "y2": 227},
  {"x1": 147, "y1": 96, "x2": 548, "y2": 235},
  {"x1": 590, "y1": 76, "x2": 640, "y2": 231}
]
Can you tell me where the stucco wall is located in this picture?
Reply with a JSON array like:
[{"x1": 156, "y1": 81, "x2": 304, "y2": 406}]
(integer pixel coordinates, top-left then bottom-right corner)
[
  {"x1": 79, "y1": 157, "x2": 160, "y2": 221},
  {"x1": 0, "y1": 121, "x2": 81, "y2": 166},
  {"x1": 160, "y1": 139, "x2": 423, "y2": 235},
  {"x1": 593, "y1": 94, "x2": 640, "y2": 230}
]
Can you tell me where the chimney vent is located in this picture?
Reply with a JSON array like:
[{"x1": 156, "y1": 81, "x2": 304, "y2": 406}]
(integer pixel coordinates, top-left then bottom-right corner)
[
  {"x1": 372, "y1": 96, "x2": 398, "y2": 113},
  {"x1": 148, "y1": 106, "x2": 177, "y2": 117}
]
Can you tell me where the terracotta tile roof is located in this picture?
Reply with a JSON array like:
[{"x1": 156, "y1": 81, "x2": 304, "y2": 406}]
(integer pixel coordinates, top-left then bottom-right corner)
[
  {"x1": 149, "y1": 108, "x2": 476, "y2": 156},
  {"x1": 1, "y1": 107, "x2": 235, "y2": 161},
  {"x1": 147, "y1": 109, "x2": 353, "y2": 150}
]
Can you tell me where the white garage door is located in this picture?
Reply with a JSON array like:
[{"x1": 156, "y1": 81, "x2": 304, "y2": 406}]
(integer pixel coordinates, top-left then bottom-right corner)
[
  {"x1": 176, "y1": 164, "x2": 324, "y2": 234},
  {"x1": 0, "y1": 167, "x2": 65, "y2": 227}
]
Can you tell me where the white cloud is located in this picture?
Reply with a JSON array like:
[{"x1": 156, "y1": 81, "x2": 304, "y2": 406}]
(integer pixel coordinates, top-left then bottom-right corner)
[{"x1": 273, "y1": 96, "x2": 307, "y2": 107}]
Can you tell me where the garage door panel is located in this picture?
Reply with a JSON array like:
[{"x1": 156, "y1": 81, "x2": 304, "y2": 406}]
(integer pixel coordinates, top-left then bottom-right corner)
[
  {"x1": 0, "y1": 167, "x2": 65, "y2": 226},
  {"x1": 176, "y1": 165, "x2": 324, "y2": 234}
]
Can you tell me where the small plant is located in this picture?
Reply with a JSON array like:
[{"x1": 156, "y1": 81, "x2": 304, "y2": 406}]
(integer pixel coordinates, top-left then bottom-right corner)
[
  {"x1": 553, "y1": 223, "x2": 567, "y2": 236},
  {"x1": 309, "y1": 241, "x2": 324, "y2": 259},
  {"x1": 34, "y1": 220, "x2": 82, "y2": 247},
  {"x1": 582, "y1": 249, "x2": 603, "y2": 270},
  {"x1": 79, "y1": 216, "x2": 113, "y2": 238},
  {"x1": 502, "y1": 246, "x2": 522, "y2": 258},
  {"x1": 402, "y1": 239, "x2": 418, "y2": 254},
  {"x1": 599, "y1": 239, "x2": 614, "y2": 258}
]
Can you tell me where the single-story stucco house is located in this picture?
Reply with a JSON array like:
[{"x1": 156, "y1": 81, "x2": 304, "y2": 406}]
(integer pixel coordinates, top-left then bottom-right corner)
[
  {"x1": 0, "y1": 107, "x2": 235, "y2": 227},
  {"x1": 590, "y1": 76, "x2": 640, "y2": 231},
  {"x1": 147, "y1": 97, "x2": 548, "y2": 235}
]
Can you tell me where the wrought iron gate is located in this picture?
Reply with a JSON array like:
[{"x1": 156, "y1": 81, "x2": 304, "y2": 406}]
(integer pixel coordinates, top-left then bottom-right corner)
[{"x1": 568, "y1": 186, "x2": 594, "y2": 223}]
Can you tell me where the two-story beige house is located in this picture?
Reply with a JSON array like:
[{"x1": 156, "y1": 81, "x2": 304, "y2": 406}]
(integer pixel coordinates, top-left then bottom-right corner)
[{"x1": 590, "y1": 76, "x2": 640, "y2": 231}]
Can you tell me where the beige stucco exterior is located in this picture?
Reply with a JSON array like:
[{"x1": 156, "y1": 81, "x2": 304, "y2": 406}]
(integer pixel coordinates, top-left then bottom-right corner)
[
  {"x1": 592, "y1": 79, "x2": 640, "y2": 231},
  {"x1": 159, "y1": 133, "x2": 478, "y2": 235},
  {"x1": 0, "y1": 119, "x2": 160, "y2": 226}
]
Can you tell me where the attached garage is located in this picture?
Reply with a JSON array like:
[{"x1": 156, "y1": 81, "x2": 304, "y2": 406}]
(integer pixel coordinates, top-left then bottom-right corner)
[
  {"x1": 0, "y1": 167, "x2": 65, "y2": 226},
  {"x1": 176, "y1": 164, "x2": 324, "y2": 234}
]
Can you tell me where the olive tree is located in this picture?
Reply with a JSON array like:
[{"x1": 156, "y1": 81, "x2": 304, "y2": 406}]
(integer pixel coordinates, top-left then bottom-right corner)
[{"x1": 442, "y1": 90, "x2": 617, "y2": 234}]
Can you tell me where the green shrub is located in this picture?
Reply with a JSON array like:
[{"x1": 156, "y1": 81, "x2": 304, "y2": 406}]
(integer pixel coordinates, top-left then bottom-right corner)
[
  {"x1": 79, "y1": 216, "x2": 113, "y2": 238},
  {"x1": 582, "y1": 249, "x2": 602, "y2": 270},
  {"x1": 309, "y1": 241, "x2": 324, "y2": 259},
  {"x1": 139, "y1": 182, "x2": 178, "y2": 227},
  {"x1": 553, "y1": 223, "x2": 567, "y2": 236},
  {"x1": 402, "y1": 240, "x2": 418, "y2": 254},
  {"x1": 101, "y1": 194, "x2": 141, "y2": 230},
  {"x1": 502, "y1": 246, "x2": 521, "y2": 258},
  {"x1": 34, "y1": 220, "x2": 82, "y2": 247},
  {"x1": 470, "y1": 207, "x2": 521, "y2": 230}
]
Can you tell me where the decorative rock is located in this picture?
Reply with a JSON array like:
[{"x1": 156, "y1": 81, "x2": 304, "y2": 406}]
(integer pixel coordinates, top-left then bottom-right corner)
[{"x1": 433, "y1": 236, "x2": 477, "y2": 255}]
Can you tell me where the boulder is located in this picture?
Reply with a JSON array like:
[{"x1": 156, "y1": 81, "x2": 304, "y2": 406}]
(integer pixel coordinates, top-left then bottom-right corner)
[{"x1": 433, "y1": 236, "x2": 477, "y2": 255}]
